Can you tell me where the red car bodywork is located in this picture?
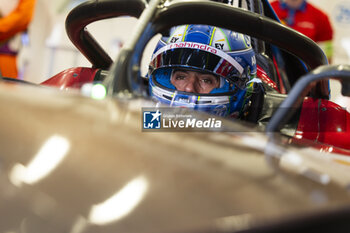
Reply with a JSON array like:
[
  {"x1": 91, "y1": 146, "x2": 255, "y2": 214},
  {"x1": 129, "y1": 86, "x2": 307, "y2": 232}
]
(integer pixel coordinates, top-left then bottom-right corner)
[
  {"x1": 41, "y1": 67, "x2": 99, "y2": 89},
  {"x1": 294, "y1": 98, "x2": 350, "y2": 155}
]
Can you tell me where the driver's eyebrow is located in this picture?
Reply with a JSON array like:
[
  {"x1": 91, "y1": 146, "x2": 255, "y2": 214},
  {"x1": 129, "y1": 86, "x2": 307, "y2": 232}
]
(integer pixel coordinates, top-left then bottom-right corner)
[{"x1": 173, "y1": 69, "x2": 189, "y2": 73}]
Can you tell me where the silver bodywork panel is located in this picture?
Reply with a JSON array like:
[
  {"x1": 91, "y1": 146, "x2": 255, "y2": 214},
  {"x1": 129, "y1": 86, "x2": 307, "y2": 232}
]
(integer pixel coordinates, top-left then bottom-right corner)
[{"x1": 0, "y1": 81, "x2": 350, "y2": 233}]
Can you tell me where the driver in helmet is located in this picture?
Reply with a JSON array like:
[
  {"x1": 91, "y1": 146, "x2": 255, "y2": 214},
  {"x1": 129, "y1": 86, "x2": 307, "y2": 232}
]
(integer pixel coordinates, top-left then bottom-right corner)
[{"x1": 147, "y1": 24, "x2": 260, "y2": 120}]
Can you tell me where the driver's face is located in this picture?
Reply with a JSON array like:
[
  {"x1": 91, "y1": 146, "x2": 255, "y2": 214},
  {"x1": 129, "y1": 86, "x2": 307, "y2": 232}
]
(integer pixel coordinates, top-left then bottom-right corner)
[{"x1": 170, "y1": 69, "x2": 220, "y2": 94}]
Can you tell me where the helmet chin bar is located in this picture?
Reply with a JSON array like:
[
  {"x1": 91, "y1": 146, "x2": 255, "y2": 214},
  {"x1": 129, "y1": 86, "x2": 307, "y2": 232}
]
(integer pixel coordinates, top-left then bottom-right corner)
[{"x1": 150, "y1": 85, "x2": 232, "y2": 117}]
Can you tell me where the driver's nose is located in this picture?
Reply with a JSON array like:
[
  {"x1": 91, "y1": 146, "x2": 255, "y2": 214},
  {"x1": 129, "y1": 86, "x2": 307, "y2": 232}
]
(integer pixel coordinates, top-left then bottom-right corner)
[{"x1": 184, "y1": 75, "x2": 198, "y2": 93}]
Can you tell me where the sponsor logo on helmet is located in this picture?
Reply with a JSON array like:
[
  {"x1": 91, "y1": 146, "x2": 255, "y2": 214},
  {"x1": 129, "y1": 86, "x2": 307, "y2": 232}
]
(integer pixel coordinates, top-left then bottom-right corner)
[
  {"x1": 214, "y1": 43, "x2": 224, "y2": 50},
  {"x1": 169, "y1": 42, "x2": 218, "y2": 54},
  {"x1": 170, "y1": 37, "x2": 180, "y2": 43}
]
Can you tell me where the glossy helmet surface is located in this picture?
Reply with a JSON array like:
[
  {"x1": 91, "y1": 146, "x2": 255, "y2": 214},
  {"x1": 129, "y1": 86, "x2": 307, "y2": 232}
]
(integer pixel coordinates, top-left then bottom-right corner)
[{"x1": 148, "y1": 24, "x2": 257, "y2": 118}]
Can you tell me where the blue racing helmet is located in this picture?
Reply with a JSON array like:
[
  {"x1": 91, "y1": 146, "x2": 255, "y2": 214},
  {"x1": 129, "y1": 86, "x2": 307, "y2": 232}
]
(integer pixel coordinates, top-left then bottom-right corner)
[{"x1": 148, "y1": 24, "x2": 257, "y2": 118}]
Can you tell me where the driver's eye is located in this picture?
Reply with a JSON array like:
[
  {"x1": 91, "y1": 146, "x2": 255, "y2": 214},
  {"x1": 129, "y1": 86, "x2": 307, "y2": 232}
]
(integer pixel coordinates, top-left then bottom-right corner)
[
  {"x1": 174, "y1": 73, "x2": 187, "y2": 80},
  {"x1": 201, "y1": 78, "x2": 214, "y2": 84},
  {"x1": 200, "y1": 76, "x2": 218, "y2": 86}
]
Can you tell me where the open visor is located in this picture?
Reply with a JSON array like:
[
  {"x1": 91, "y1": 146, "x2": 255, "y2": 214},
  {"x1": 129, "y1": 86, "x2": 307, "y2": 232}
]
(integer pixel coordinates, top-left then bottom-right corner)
[{"x1": 149, "y1": 42, "x2": 244, "y2": 79}]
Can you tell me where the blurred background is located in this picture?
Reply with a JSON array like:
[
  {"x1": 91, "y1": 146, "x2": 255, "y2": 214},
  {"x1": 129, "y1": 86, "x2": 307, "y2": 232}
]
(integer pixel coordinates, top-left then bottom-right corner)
[
  {"x1": 16, "y1": 0, "x2": 138, "y2": 84},
  {"x1": 304, "y1": 0, "x2": 350, "y2": 106},
  {"x1": 14, "y1": 0, "x2": 350, "y2": 104}
]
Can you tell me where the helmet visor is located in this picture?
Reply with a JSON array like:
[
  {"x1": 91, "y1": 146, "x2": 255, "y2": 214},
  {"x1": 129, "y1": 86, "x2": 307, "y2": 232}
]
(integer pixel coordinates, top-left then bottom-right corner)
[{"x1": 149, "y1": 42, "x2": 244, "y2": 79}]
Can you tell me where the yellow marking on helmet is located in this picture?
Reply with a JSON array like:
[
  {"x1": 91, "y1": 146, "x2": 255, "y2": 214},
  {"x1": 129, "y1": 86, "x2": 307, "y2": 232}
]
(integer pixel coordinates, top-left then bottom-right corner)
[
  {"x1": 182, "y1": 25, "x2": 190, "y2": 42},
  {"x1": 216, "y1": 39, "x2": 226, "y2": 42},
  {"x1": 247, "y1": 81, "x2": 254, "y2": 88},
  {"x1": 219, "y1": 28, "x2": 231, "y2": 50},
  {"x1": 197, "y1": 96, "x2": 201, "y2": 101},
  {"x1": 209, "y1": 27, "x2": 216, "y2": 46},
  {"x1": 241, "y1": 34, "x2": 248, "y2": 48}
]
